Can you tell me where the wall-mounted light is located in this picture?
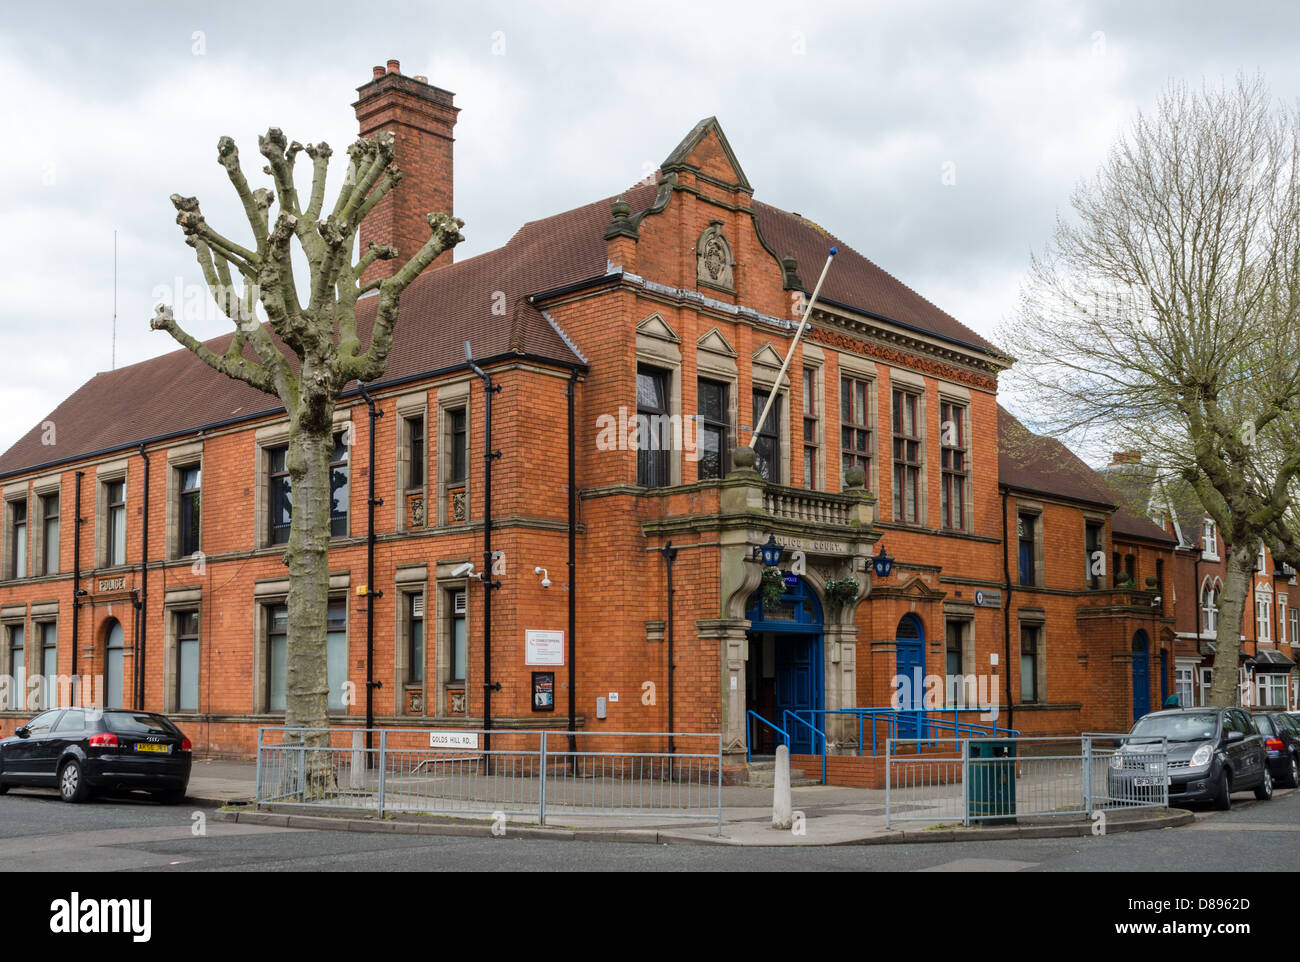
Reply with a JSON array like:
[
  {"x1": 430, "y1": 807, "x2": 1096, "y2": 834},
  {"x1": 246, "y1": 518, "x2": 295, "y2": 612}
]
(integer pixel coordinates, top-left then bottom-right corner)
[
  {"x1": 534, "y1": 566, "x2": 551, "y2": 588},
  {"x1": 754, "y1": 534, "x2": 784, "y2": 568},
  {"x1": 872, "y1": 543, "x2": 895, "y2": 578}
]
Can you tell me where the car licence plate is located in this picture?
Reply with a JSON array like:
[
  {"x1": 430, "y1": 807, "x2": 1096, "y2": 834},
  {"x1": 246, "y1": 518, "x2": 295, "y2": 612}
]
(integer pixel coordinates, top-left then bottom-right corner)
[
  {"x1": 1133, "y1": 776, "x2": 1167, "y2": 787},
  {"x1": 135, "y1": 743, "x2": 171, "y2": 754}
]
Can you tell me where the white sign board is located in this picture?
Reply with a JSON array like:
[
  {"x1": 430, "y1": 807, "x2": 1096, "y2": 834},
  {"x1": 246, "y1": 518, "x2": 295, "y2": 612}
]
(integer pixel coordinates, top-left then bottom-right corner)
[
  {"x1": 429, "y1": 732, "x2": 479, "y2": 750},
  {"x1": 525, "y1": 629, "x2": 565, "y2": 666}
]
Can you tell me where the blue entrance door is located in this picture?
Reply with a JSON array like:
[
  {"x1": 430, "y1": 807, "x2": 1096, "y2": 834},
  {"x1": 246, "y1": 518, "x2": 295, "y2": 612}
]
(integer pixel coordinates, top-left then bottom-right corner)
[
  {"x1": 1132, "y1": 631, "x2": 1150, "y2": 721},
  {"x1": 746, "y1": 577, "x2": 824, "y2": 755},
  {"x1": 896, "y1": 615, "x2": 925, "y2": 739},
  {"x1": 775, "y1": 636, "x2": 818, "y2": 754}
]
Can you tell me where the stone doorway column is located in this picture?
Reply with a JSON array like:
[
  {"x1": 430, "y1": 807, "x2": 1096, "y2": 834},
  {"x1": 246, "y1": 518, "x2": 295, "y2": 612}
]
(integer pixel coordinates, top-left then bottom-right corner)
[{"x1": 697, "y1": 618, "x2": 753, "y2": 764}]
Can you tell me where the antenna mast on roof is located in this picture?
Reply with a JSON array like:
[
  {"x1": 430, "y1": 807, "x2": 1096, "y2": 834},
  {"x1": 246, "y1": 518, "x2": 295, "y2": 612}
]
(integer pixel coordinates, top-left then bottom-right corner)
[{"x1": 112, "y1": 229, "x2": 117, "y2": 371}]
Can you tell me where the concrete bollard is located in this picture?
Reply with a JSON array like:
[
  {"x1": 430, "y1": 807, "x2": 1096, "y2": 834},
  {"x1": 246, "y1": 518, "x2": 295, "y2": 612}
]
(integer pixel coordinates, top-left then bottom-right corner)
[
  {"x1": 349, "y1": 730, "x2": 365, "y2": 789},
  {"x1": 772, "y1": 744, "x2": 793, "y2": 830}
]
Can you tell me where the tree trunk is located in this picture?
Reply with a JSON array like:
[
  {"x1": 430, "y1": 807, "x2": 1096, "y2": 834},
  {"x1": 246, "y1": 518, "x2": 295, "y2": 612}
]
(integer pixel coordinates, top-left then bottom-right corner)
[
  {"x1": 1208, "y1": 545, "x2": 1254, "y2": 707},
  {"x1": 284, "y1": 410, "x2": 336, "y2": 797}
]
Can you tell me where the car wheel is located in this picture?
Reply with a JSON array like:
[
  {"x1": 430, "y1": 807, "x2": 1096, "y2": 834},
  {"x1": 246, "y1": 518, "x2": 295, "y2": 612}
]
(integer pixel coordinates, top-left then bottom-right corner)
[
  {"x1": 1288, "y1": 755, "x2": 1300, "y2": 789},
  {"x1": 1255, "y1": 766, "x2": 1273, "y2": 801},
  {"x1": 1213, "y1": 770, "x2": 1232, "y2": 810},
  {"x1": 58, "y1": 760, "x2": 89, "y2": 803},
  {"x1": 0, "y1": 782, "x2": 8, "y2": 795}
]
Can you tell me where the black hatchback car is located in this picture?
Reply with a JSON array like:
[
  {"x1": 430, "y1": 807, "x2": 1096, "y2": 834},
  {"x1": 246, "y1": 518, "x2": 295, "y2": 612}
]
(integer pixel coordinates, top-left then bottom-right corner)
[
  {"x1": 1108, "y1": 707, "x2": 1271, "y2": 810},
  {"x1": 0, "y1": 708, "x2": 192, "y2": 803},
  {"x1": 1251, "y1": 711, "x2": 1300, "y2": 787}
]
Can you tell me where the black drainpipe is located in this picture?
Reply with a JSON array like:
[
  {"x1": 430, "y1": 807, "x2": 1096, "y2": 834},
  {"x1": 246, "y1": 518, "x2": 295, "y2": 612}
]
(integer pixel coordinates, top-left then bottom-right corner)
[
  {"x1": 357, "y1": 383, "x2": 384, "y2": 759},
  {"x1": 661, "y1": 540, "x2": 677, "y2": 756},
  {"x1": 465, "y1": 343, "x2": 501, "y2": 755},
  {"x1": 137, "y1": 444, "x2": 150, "y2": 709},
  {"x1": 72, "y1": 472, "x2": 84, "y2": 678},
  {"x1": 567, "y1": 372, "x2": 577, "y2": 758},
  {"x1": 1000, "y1": 487, "x2": 1014, "y2": 734}
]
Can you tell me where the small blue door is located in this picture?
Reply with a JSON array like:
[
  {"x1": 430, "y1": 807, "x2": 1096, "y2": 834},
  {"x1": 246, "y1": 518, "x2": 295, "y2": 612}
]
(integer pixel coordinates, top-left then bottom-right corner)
[
  {"x1": 775, "y1": 637, "x2": 818, "y2": 754},
  {"x1": 896, "y1": 615, "x2": 925, "y2": 739},
  {"x1": 1132, "y1": 631, "x2": 1150, "y2": 721}
]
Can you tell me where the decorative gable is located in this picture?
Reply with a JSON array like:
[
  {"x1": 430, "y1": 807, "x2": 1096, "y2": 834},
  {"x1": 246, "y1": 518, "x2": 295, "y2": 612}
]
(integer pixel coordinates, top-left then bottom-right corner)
[
  {"x1": 697, "y1": 327, "x2": 737, "y2": 358},
  {"x1": 635, "y1": 311, "x2": 680, "y2": 344},
  {"x1": 752, "y1": 343, "x2": 784, "y2": 369}
]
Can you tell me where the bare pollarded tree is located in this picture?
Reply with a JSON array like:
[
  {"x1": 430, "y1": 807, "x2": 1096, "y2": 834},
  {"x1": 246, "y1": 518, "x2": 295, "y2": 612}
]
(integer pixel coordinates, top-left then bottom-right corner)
[
  {"x1": 1000, "y1": 75, "x2": 1300, "y2": 707},
  {"x1": 152, "y1": 127, "x2": 463, "y2": 781}
]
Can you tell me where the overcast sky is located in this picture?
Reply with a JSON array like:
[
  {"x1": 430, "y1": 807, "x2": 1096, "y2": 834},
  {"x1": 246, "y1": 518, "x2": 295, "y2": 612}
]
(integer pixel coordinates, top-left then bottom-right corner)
[{"x1": 2, "y1": 0, "x2": 1298, "y2": 457}]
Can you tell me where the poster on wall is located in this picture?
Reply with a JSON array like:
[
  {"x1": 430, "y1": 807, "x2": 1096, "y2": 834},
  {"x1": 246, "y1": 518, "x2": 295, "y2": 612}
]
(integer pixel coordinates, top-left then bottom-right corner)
[
  {"x1": 532, "y1": 672, "x2": 555, "y2": 712},
  {"x1": 525, "y1": 629, "x2": 565, "y2": 665}
]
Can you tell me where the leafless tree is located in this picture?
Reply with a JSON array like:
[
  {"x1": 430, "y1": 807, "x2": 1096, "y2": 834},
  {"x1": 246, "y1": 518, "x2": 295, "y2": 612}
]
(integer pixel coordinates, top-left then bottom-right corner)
[
  {"x1": 1000, "y1": 75, "x2": 1300, "y2": 707},
  {"x1": 151, "y1": 127, "x2": 462, "y2": 787}
]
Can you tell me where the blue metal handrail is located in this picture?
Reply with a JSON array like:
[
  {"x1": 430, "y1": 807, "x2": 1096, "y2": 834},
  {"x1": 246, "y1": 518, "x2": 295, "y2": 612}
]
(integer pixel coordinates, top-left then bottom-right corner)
[
  {"x1": 782, "y1": 710, "x2": 828, "y2": 784},
  {"x1": 746, "y1": 710, "x2": 789, "y2": 762},
  {"x1": 795, "y1": 708, "x2": 1020, "y2": 757}
]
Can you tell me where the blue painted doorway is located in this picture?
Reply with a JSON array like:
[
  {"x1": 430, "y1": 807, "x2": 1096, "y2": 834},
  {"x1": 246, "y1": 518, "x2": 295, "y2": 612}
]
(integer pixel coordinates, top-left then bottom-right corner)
[
  {"x1": 747, "y1": 577, "x2": 824, "y2": 754},
  {"x1": 1132, "y1": 631, "x2": 1150, "y2": 721},
  {"x1": 895, "y1": 615, "x2": 926, "y2": 738}
]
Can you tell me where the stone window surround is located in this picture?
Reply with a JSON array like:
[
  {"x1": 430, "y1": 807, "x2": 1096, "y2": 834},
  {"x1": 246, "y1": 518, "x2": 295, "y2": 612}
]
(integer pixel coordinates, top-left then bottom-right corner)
[
  {"x1": 2, "y1": 481, "x2": 29, "y2": 581},
  {"x1": 1014, "y1": 500, "x2": 1046, "y2": 588},
  {"x1": 888, "y1": 367, "x2": 927, "y2": 526},
  {"x1": 162, "y1": 587, "x2": 202, "y2": 715},
  {"x1": 1083, "y1": 512, "x2": 1108, "y2": 589},
  {"x1": 0, "y1": 604, "x2": 25, "y2": 711},
  {"x1": 394, "y1": 390, "x2": 429, "y2": 532},
  {"x1": 1017, "y1": 608, "x2": 1047, "y2": 704},
  {"x1": 800, "y1": 357, "x2": 825, "y2": 492},
  {"x1": 31, "y1": 614, "x2": 58, "y2": 711},
  {"x1": 751, "y1": 351, "x2": 790, "y2": 487},
  {"x1": 936, "y1": 386, "x2": 972, "y2": 533},
  {"x1": 636, "y1": 321, "x2": 683, "y2": 487},
  {"x1": 941, "y1": 603, "x2": 977, "y2": 707},
  {"x1": 695, "y1": 329, "x2": 738, "y2": 483},
  {"x1": 434, "y1": 560, "x2": 472, "y2": 717},
  {"x1": 250, "y1": 572, "x2": 351, "y2": 715},
  {"x1": 393, "y1": 564, "x2": 427, "y2": 714},
  {"x1": 94, "y1": 460, "x2": 129, "y2": 570},
  {"x1": 165, "y1": 442, "x2": 204, "y2": 561},
  {"x1": 436, "y1": 380, "x2": 472, "y2": 526},
  {"x1": 31, "y1": 475, "x2": 60, "y2": 577},
  {"x1": 836, "y1": 353, "x2": 879, "y2": 497},
  {"x1": 253, "y1": 410, "x2": 354, "y2": 549}
]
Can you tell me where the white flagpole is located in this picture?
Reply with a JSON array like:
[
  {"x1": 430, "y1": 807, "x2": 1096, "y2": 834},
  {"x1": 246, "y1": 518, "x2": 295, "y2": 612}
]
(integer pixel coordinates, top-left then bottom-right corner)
[{"x1": 751, "y1": 246, "x2": 838, "y2": 443}]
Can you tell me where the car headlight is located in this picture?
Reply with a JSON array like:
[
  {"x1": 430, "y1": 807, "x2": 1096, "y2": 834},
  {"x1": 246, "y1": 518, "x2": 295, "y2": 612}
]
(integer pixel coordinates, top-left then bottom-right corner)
[
  {"x1": 1190, "y1": 743, "x2": 1212, "y2": 768},
  {"x1": 1110, "y1": 753, "x2": 1123, "y2": 770}
]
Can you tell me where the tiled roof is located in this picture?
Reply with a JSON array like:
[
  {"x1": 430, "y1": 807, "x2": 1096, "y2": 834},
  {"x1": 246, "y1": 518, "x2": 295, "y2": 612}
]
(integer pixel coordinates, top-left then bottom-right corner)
[
  {"x1": 997, "y1": 406, "x2": 1175, "y2": 544},
  {"x1": 1, "y1": 148, "x2": 1009, "y2": 477},
  {"x1": 751, "y1": 203, "x2": 1003, "y2": 357}
]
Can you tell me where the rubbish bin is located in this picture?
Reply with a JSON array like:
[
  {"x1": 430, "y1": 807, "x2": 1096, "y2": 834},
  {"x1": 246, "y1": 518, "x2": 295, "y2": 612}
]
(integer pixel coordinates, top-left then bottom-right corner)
[{"x1": 967, "y1": 740, "x2": 1016, "y2": 823}]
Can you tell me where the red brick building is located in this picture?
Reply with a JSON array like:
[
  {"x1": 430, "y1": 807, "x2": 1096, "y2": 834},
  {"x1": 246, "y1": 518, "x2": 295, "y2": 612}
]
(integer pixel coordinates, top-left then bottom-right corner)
[{"x1": 0, "y1": 62, "x2": 1184, "y2": 776}]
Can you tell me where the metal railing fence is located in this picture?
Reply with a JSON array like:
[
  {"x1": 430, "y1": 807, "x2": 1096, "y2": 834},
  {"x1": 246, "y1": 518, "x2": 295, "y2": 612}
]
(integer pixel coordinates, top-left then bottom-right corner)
[
  {"x1": 885, "y1": 734, "x2": 1169, "y2": 827},
  {"x1": 256, "y1": 727, "x2": 723, "y2": 835}
]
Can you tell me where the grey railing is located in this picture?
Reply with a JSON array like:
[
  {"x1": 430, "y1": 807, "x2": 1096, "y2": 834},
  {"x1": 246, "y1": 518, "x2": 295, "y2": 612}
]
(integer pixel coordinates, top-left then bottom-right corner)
[{"x1": 256, "y1": 727, "x2": 723, "y2": 835}]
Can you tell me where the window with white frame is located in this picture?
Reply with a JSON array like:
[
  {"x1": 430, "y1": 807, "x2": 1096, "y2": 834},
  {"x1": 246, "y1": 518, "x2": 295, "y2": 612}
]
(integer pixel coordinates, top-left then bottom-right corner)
[
  {"x1": 1257, "y1": 587, "x2": 1273, "y2": 643},
  {"x1": 1202, "y1": 580, "x2": 1220, "y2": 634},
  {"x1": 1257, "y1": 673, "x2": 1287, "y2": 709},
  {"x1": 1175, "y1": 665, "x2": 1195, "y2": 708},
  {"x1": 1201, "y1": 518, "x2": 1218, "y2": 560},
  {"x1": 1199, "y1": 668, "x2": 1213, "y2": 706},
  {"x1": 1290, "y1": 607, "x2": 1298, "y2": 646}
]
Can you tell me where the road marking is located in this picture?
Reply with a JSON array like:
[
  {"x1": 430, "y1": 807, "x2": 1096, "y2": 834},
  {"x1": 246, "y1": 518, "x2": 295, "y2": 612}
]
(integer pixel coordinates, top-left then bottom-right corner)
[{"x1": 1182, "y1": 823, "x2": 1300, "y2": 831}]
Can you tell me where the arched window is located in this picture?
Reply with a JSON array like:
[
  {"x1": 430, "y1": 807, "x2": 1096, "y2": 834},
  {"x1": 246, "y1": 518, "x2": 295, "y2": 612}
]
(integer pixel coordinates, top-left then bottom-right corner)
[{"x1": 1201, "y1": 579, "x2": 1220, "y2": 634}]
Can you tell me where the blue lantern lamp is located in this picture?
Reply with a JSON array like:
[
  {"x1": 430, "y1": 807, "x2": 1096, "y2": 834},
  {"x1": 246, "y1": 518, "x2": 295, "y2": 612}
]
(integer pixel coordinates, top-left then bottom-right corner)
[
  {"x1": 872, "y1": 543, "x2": 894, "y2": 578},
  {"x1": 756, "y1": 534, "x2": 784, "y2": 568}
]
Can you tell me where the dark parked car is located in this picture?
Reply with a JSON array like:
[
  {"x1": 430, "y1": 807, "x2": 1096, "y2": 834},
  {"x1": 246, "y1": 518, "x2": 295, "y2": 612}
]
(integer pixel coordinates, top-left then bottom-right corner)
[
  {"x1": 1251, "y1": 711, "x2": 1300, "y2": 787},
  {"x1": 1108, "y1": 707, "x2": 1271, "y2": 810},
  {"x1": 0, "y1": 708, "x2": 191, "y2": 803}
]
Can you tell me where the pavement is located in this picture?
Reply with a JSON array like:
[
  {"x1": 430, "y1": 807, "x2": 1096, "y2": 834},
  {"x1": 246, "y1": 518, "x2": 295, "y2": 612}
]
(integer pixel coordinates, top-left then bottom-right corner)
[{"x1": 189, "y1": 756, "x2": 1194, "y2": 846}]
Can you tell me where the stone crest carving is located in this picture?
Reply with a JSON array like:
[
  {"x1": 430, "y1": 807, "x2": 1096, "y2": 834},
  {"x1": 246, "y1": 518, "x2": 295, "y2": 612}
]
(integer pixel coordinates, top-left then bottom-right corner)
[{"x1": 697, "y1": 220, "x2": 735, "y2": 290}]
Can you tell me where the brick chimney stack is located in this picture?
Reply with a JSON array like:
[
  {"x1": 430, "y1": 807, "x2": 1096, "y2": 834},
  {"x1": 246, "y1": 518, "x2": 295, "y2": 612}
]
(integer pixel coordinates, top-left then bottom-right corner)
[{"x1": 353, "y1": 60, "x2": 459, "y2": 281}]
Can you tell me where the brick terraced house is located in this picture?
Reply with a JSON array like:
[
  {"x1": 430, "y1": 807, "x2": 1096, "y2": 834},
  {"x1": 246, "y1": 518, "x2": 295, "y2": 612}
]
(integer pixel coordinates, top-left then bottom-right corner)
[{"x1": 0, "y1": 62, "x2": 1185, "y2": 781}]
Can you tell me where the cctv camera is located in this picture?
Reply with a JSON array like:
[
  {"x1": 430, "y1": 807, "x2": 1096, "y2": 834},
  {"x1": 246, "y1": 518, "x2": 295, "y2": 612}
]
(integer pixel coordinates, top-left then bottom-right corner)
[{"x1": 451, "y1": 562, "x2": 475, "y2": 578}]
